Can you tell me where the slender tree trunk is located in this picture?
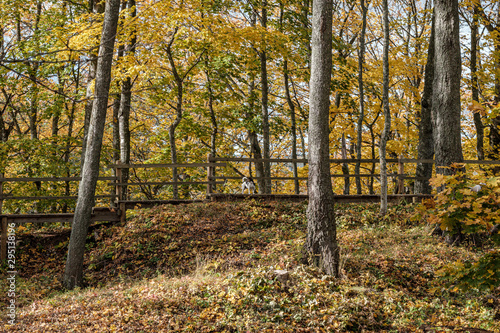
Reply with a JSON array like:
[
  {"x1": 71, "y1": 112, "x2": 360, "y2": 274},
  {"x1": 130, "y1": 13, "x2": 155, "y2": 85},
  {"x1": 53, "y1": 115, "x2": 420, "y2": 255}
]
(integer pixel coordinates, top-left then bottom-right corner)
[
  {"x1": 119, "y1": 77, "x2": 131, "y2": 200},
  {"x1": 206, "y1": 70, "x2": 218, "y2": 191},
  {"x1": 63, "y1": 0, "x2": 121, "y2": 290},
  {"x1": 491, "y1": 43, "x2": 500, "y2": 166},
  {"x1": 118, "y1": 0, "x2": 136, "y2": 200},
  {"x1": 250, "y1": 131, "x2": 265, "y2": 194},
  {"x1": 471, "y1": 5, "x2": 484, "y2": 161},
  {"x1": 369, "y1": 127, "x2": 375, "y2": 194},
  {"x1": 205, "y1": 69, "x2": 217, "y2": 157},
  {"x1": 433, "y1": 0, "x2": 463, "y2": 177},
  {"x1": 279, "y1": 4, "x2": 299, "y2": 193},
  {"x1": 0, "y1": 93, "x2": 12, "y2": 215},
  {"x1": 355, "y1": 0, "x2": 367, "y2": 195},
  {"x1": 260, "y1": 0, "x2": 271, "y2": 194},
  {"x1": 341, "y1": 133, "x2": 350, "y2": 194},
  {"x1": 81, "y1": 1, "x2": 105, "y2": 169},
  {"x1": 414, "y1": 14, "x2": 435, "y2": 195},
  {"x1": 165, "y1": 31, "x2": 183, "y2": 200},
  {"x1": 491, "y1": 4, "x2": 500, "y2": 166},
  {"x1": 28, "y1": 65, "x2": 39, "y2": 140},
  {"x1": 112, "y1": 83, "x2": 121, "y2": 164},
  {"x1": 380, "y1": 0, "x2": 391, "y2": 215},
  {"x1": 284, "y1": 60, "x2": 299, "y2": 194},
  {"x1": 301, "y1": 0, "x2": 312, "y2": 70},
  {"x1": 246, "y1": 10, "x2": 265, "y2": 194},
  {"x1": 169, "y1": 82, "x2": 183, "y2": 200},
  {"x1": 64, "y1": 68, "x2": 79, "y2": 213},
  {"x1": 111, "y1": 82, "x2": 121, "y2": 208},
  {"x1": 305, "y1": 0, "x2": 339, "y2": 277},
  {"x1": 52, "y1": 84, "x2": 63, "y2": 137},
  {"x1": 112, "y1": 0, "x2": 127, "y2": 169}
]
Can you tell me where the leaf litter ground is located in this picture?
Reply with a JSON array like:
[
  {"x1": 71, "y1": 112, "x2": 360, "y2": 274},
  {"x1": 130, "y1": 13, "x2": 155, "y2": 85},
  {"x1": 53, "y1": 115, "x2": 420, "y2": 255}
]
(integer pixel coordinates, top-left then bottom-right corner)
[{"x1": 1, "y1": 200, "x2": 499, "y2": 332}]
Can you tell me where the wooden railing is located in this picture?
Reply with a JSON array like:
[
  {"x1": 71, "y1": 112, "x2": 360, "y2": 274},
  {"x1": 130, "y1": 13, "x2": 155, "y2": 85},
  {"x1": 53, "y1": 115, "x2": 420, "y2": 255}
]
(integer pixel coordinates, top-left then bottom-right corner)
[
  {"x1": 1, "y1": 156, "x2": 499, "y2": 261},
  {"x1": 1, "y1": 157, "x2": 499, "y2": 213}
]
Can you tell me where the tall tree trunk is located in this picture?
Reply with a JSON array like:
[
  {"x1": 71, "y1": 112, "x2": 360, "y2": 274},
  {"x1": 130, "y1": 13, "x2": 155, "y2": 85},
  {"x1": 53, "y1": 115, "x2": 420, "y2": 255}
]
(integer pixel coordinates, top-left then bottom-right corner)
[
  {"x1": 247, "y1": 11, "x2": 265, "y2": 194},
  {"x1": 112, "y1": 84, "x2": 121, "y2": 164},
  {"x1": 355, "y1": 0, "x2": 367, "y2": 195},
  {"x1": 433, "y1": 0, "x2": 463, "y2": 177},
  {"x1": 380, "y1": 0, "x2": 391, "y2": 215},
  {"x1": 119, "y1": 77, "x2": 132, "y2": 200},
  {"x1": 165, "y1": 30, "x2": 184, "y2": 200},
  {"x1": 249, "y1": 71, "x2": 265, "y2": 194},
  {"x1": 491, "y1": 43, "x2": 500, "y2": 165},
  {"x1": 414, "y1": 14, "x2": 435, "y2": 195},
  {"x1": 205, "y1": 67, "x2": 218, "y2": 191},
  {"x1": 491, "y1": 3, "x2": 500, "y2": 165},
  {"x1": 28, "y1": 71, "x2": 39, "y2": 140},
  {"x1": 112, "y1": 0, "x2": 128, "y2": 169},
  {"x1": 168, "y1": 80, "x2": 183, "y2": 200},
  {"x1": 284, "y1": 60, "x2": 299, "y2": 194},
  {"x1": 63, "y1": 65, "x2": 79, "y2": 213},
  {"x1": 471, "y1": 5, "x2": 484, "y2": 161},
  {"x1": 367, "y1": 110, "x2": 380, "y2": 195},
  {"x1": 305, "y1": 0, "x2": 339, "y2": 277},
  {"x1": 279, "y1": 4, "x2": 299, "y2": 194},
  {"x1": 118, "y1": 0, "x2": 136, "y2": 200},
  {"x1": 301, "y1": 0, "x2": 312, "y2": 70},
  {"x1": 260, "y1": 0, "x2": 271, "y2": 194},
  {"x1": 63, "y1": 0, "x2": 121, "y2": 290},
  {"x1": 369, "y1": 127, "x2": 375, "y2": 194},
  {"x1": 205, "y1": 68, "x2": 217, "y2": 157},
  {"x1": 0, "y1": 93, "x2": 12, "y2": 215},
  {"x1": 81, "y1": 1, "x2": 105, "y2": 169},
  {"x1": 250, "y1": 130, "x2": 265, "y2": 194}
]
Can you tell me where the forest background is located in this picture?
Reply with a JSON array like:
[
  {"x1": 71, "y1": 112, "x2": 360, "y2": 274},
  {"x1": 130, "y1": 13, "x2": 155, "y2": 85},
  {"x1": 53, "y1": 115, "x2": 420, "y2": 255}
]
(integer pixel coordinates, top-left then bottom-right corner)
[{"x1": 0, "y1": 0, "x2": 499, "y2": 212}]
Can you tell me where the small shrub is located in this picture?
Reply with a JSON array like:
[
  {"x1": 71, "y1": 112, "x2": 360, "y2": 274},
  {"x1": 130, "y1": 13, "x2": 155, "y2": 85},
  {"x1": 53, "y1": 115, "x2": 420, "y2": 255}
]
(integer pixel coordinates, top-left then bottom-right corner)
[{"x1": 421, "y1": 170, "x2": 500, "y2": 291}]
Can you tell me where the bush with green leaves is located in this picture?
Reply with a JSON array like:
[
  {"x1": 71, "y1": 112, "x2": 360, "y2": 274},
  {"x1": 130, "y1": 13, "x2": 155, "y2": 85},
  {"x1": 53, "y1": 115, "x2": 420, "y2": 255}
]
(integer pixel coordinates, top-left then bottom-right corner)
[{"x1": 421, "y1": 170, "x2": 500, "y2": 291}]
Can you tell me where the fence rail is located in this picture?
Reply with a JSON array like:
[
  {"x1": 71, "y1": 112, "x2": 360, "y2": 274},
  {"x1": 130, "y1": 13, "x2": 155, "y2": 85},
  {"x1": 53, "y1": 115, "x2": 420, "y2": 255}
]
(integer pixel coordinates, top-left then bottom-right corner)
[{"x1": 1, "y1": 156, "x2": 499, "y2": 261}]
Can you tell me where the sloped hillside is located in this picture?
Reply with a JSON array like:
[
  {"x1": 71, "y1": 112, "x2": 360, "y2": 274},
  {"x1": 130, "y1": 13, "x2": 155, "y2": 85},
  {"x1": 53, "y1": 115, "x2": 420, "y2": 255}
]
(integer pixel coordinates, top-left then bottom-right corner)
[{"x1": 2, "y1": 201, "x2": 499, "y2": 332}]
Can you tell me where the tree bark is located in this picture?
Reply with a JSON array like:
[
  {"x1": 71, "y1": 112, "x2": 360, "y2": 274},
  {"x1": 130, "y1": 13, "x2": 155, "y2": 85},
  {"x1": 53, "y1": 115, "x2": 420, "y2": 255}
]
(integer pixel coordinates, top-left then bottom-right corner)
[
  {"x1": 247, "y1": 11, "x2": 265, "y2": 194},
  {"x1": 284, "y1": 59, "x2": 299, "y2": 194},
  {"x1": 414, "y1": 14, "x2": 435, "y2": 195},
  {"x1": 433, "y1": 0, "x2": 463, "y2": 177},
  {"x1": 341, "y1": 133, "x2": 350, "y2": 194},
  {"x1": 355, "y1": 0, "x2": 367, "y2": 195},
  {"x1": 63, "y1": 65, "x2": 79, "y2": 213},
  {"x1": 489, "y1": 46, "x2": 500, "y2": 167},
  {"x1": 260, "y1": 0, "x2": 271, "y2": 194},
  {"x1": 165, "y1": 30, "x2": 183, "y2": 200},
  {"x1": 471, "y1": 5, "x2": 484, "y2": 161},
  {"x1": 305, "y1": 0, "x2": 339, "y2": 277},
  {"x1": 205, "y1": 67, "x2": 218, "y2": 157},
  {"x1": 81, "y1": 1, "x2": 105, "y2": 169},
  {"x1": 112, "y1": 0, "x2": 128, "y2": 176},
  {"x1": 380, "y1": 0, "x2": 391, "y2": 215},
  {"x1": 118, "y1": 0, "x2": 136, "y2": 200},
  {"x1": 63, "y1": 0, "x2": 121, "y2": 290}
]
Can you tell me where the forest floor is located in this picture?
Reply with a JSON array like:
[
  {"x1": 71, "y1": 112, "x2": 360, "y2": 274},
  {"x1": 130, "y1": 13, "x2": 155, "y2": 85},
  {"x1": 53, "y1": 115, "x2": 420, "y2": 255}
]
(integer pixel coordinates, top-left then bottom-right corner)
[{"x1": 1, "y1": 200, "x2": 499, "y2": 332}]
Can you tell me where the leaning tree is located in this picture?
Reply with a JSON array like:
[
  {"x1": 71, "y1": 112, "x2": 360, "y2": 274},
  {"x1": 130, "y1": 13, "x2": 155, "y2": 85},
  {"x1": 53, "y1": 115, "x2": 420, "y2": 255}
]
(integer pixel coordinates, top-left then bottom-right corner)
[{"x1": 63, "y1": 0, "x2": 122, "y2": 290}]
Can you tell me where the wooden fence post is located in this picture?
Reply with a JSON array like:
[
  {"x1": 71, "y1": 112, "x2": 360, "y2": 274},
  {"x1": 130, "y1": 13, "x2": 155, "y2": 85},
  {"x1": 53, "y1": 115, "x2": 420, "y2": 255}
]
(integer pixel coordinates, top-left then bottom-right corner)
[
  {"x1": 1, "y1": 217, "x2": 7, "y2": 262},
  {"x1": 207, "y1": 154, "x2": 214, "y2": 198}
]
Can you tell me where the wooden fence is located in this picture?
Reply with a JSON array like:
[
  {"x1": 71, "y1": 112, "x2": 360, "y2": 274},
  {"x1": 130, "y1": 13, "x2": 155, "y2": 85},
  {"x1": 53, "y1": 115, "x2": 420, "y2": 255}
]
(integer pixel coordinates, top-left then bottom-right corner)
[{"x1": 1, "y1": 156, "x2": 500, "y2": 261}]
